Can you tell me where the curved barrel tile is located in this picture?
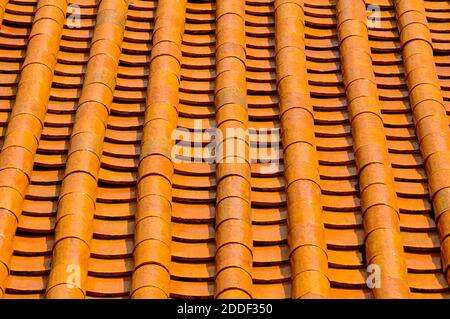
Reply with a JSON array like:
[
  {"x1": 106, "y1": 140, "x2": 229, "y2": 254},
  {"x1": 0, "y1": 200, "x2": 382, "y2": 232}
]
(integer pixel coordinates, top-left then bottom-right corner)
[
  {"x1": 0, "y1": 0, "x2": 68, "y2": 297},
  {"x1": 0, "y1": 0, "x2": 8, "y2": 25},
  {"x1": 394, "y1": 0, "x2": 450, "y2": 285},
  {"x1": 130, "y1": 0, "x2": 187, "y2": 299},
  {"x1": 337, "y1": 0, "x2": 410, "y2": 298},
  {"x1": 0, "y1": 0, "x2": 449, "y2": 300},
  {"x1": 274, "y1": 0, "x2": 329, "y2": 299},
  {"x1": 214, "y1": 0, "x2": 253, "y2": 299},
  {"x1": 45, "y1": 0, "x2": 128, "y2": 298}
]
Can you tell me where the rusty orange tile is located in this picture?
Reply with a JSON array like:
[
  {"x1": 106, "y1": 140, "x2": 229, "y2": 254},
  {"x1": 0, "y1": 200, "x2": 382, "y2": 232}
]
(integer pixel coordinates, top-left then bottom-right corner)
[{"x1": 0, "y1": 0, "x2": 449, "y2": 300}]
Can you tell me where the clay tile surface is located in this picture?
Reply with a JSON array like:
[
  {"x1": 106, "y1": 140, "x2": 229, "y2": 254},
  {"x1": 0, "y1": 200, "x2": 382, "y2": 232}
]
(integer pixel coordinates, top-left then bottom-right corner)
[{"x1": 0, "y1": 0, "x2": 449, "y2": 299}]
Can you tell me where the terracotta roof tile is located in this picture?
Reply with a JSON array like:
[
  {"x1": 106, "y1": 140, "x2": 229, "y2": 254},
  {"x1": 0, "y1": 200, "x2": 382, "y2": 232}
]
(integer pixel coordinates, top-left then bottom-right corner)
[
  {"x1": 45, "y1": 0, "x2": 128, "y2": 299},
  {"x1": 0, "y1": 0, "x2": 449, "y2": 299},
  {"x1": 275, "y1": 0, "x2": 329, "y2": 298},
  {"x1": 337, "y1": 0, "x2": 410, "y2": 298},
  {"x1": 214, "y1": 0, "x2": 253, "y2": 299},
  {"x1": 0, "y1": 0, "x2": 68, "y2": 297},
  {"x1": 395, "y1": 0, "x2": 450, "y2": 285},
  {"x1": 131, "y1": 0, "x2": 186, "y2": 299}
]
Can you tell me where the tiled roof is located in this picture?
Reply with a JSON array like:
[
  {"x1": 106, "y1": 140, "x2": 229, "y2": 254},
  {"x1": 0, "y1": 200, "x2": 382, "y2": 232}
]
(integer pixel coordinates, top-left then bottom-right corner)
[{"x1": 0, "y1": 0, "x2": 449, "y2": 299}]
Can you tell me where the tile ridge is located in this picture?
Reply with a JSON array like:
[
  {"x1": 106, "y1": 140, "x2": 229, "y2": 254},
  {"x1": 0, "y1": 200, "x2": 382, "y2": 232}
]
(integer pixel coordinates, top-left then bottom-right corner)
[
  {"x1": 274, "y1": 0, "x2": 330, "y2": 299},
  {"x1": 214, "y1": 0, "x2": 253, "y2": 299},
  {"x1": 394, "y1": 0, "x2": 450, "y2": 285},
  {"x1": 130, "y1": 0, "x2": 187, "y2": 299},
  {"x1": 336, "y1": 0, "x2": 410, "y2": 298},
  {"x1": 45, "y1": 0, "x2": 128, "y2": 298},
  {"x1": 0, "y1": 0, "x2": 68, "y2": 298}
]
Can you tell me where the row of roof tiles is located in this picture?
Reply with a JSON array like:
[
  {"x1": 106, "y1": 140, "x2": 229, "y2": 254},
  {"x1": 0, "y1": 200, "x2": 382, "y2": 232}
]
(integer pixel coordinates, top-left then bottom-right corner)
[{"x1": 0, "y1": 0, "x2": 448, "y2": 298}]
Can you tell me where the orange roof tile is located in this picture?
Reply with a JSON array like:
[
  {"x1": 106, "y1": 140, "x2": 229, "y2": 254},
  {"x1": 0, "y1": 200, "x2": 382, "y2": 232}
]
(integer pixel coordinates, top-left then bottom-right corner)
[
  {"x1": 132, "y1": 0, "x2": 186, "y2": 299},
  {"x1": 275, "y1": 0, "x2": 329, "y2": 298},
  {"x1": 338, "y1": 0, "x2": 410, "y2": 298},
  {"x1": 0, "y1": 0, "x2": 449, "y2": 299}
]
